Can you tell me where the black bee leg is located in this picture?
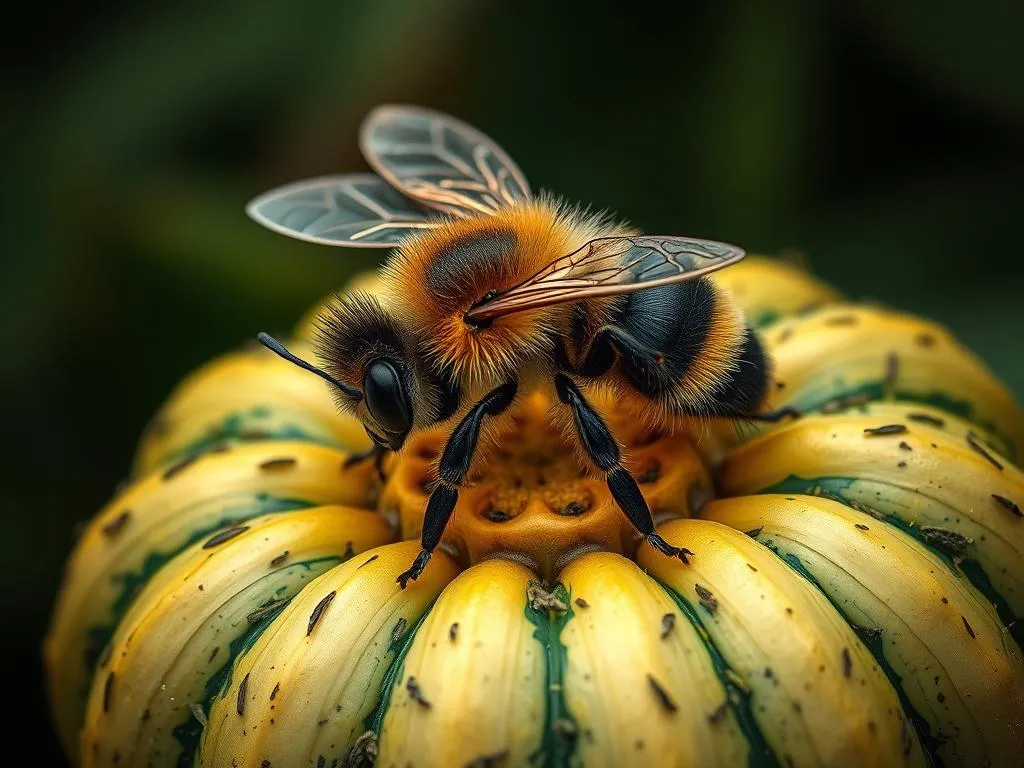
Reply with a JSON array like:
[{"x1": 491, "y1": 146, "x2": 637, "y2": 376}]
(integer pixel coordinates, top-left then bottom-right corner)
[
  {"x1": 342, "y1": 443, "x2": 389, "y2": 482},
  {"x1": 554, "y1": 373, "x2": 694, "y2": 565},
  {"x1": 744, "y1": 406, "x2": 801, "y2": 423},
  {"x1": 397, "y1": 380, "x2": 518, "y2": 588}
]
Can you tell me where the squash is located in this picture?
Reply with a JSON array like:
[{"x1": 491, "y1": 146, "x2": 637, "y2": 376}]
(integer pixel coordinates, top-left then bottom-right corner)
[{"x1": 47, "y1": 257, "x2": 1024, "y2": 767}]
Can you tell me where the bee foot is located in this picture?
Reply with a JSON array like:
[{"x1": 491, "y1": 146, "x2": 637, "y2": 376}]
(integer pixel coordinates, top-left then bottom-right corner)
[
  {"x1": 750, "y1": 406, "x2": 801, "y2": 423},
  {"x1": 647, "y1": 534, "x2": 693, "y2": 564},
  {"x1": 396, "y1": 549, "x2": 432, "y2": 589}
]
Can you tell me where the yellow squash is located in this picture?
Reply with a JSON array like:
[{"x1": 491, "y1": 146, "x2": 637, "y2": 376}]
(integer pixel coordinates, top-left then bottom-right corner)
[
  {"x1": 703, "y1": 494, "x2": 1024, "y2": 767},
  {"x1": 198, "y1": 541, "x2": 458, "y2": 767},
  {"x1": 640, "y1": 519, "x2": 927, "y2": 767},
  {"x1": 379, "y1": 559, "x2": 546, "y2": 767},
  {"x1": 80, "y1": 506, "x2": 392, "y2": 767},
  {"x1": 761, "y1": 304, "x2": 1024, "y2": 457},
  {"x1": 134, "y1": 342, "x2": 370, "y2": 475},
  {"x1": 719, "y1": 407, "x2": 1024, "y2": 627},
  {"x1": 46, "y1": 440, "x2": 378, "y2": 756}
]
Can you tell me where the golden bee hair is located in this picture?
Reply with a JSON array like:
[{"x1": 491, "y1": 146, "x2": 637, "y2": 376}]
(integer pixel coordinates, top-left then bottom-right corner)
[{"x1": 380, "y1": 195, "x2": 628, "y2": 386}]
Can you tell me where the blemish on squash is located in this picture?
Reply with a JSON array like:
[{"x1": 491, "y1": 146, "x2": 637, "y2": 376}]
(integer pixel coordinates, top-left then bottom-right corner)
[
  {"x1": 270, "y1": 550, "x2": 289, "y2": 567},
  {"x1": 101, "y1": 510, "x2": 132, "y2": 538},
  {"x1": 694, "y1": 584, "x2": 718, "y2": 614},
  {"x1": 646, "y1": 674, "x2": 677, "y2": 713},
  {"x1": 236, "y1": 672, "x2": 249, "y2": 716},
  {"x1": 306, "y1": 591, "x2": 336, "y2": 636},
  {"x1": 258, "y1": 457, "x2": 297, "y2": 472},
  {"x1": 992, "y1": 494, "x2": 1022, "y2": 518},
  {"x1": 202, "y1": 525, "x2": 249, "y2": 549},
  {"x1": 660, "y1": 613, "x2": 675, "y2": 639},
  {"x1": 406, "y1": 676, "x2": 432, "y2": 708}
]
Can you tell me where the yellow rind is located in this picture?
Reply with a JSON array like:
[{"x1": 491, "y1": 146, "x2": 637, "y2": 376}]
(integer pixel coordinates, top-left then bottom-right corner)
[
  {"x1": 718, "y1": 409, "x2": 1024, "y2": 620},
  {"x1": 558, "y1": 552, "x2": 750, "y2": 767},
  {"x1": 133, "y1": 342, "x2": 370, "y2": 476},
  {"x1": 378, "y1": 559, "x2": 545, "y2": 767},
  {"x1": 710, "y1": 255, "x2": 842, "y2": 328},
  {"x1": 198, "y1": 541, "x2": 458, "y2": 767},
  {"x1": 639, "y1": 519, "x2": 927, "y2": 767},
  {"x1": 80, "y1": 506, "x2": 392, "y2": 767},
  {"x1": 702, "y1": 494, "x2": 1024, "y2": 767},
  {"x1": 762, "y1": 304, "x2": 1024, "y2": 457},
  {"x1": 46, "y1": 441, "x2": 378, "y2": 757}
]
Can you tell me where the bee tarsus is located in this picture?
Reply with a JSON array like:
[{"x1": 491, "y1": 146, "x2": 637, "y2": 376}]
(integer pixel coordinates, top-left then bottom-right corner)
[
  {"x1": 747, "y1": 406, "x2": 801, "y2": 423},
  {"x1": 647, "y1": 533, "x2": 695, "y2": 564},
  {"x1": 343, "y1": 443, "x2": 389, "y2": 482},
  {"x1": 554, "y1": 373, "x2": 694, "y2": 562},
  {"x1": 397, "y1": 380, "x2": 519, "y2": 588},
  {"x1": 397, "y1": 549, "x2": 433, "y2": 590}
]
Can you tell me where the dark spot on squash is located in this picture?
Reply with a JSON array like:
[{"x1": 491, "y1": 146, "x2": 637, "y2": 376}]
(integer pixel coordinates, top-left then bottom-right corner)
[
  {"x1": 236, "y1": 672, "x2": 249, "y2": 716},
  {"x1": 992, "y1": 494, "x2": 1023, "y2": 518},
  {"x1": 258, "y1": 457, "x2": 296, "y2": 472},
  {"x1": 306, "y1": 591, "x2": 337, "y2": 636},
  {"x1": 863, "y1": 424, "x2": 907, "y2": 437},
  {"x1": 202, "y1": 525, "x2": 249, "y2": 549},
  {"x1": 270, "y1": 550, "x2": 290, "y2": 567},
  {"x1": 102, "y1": 510, "x2": 131, "y2": 538},
  {"x1": 647, "y1": 674, "x2": 677, "y2": 713},
  {"x1": 162, "y1": 453, "x2": 200, "y2": 481},
  {"x1": 406, "y1": 676, "x2": 431, "y2": 708},
  {"x1": 966, "y1": 432, "x2": 1003, "y2": 470}
]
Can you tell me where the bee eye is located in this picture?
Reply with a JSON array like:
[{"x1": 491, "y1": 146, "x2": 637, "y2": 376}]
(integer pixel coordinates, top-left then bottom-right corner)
[{"x1": 363, "y1": 359, "x2": 413, "y2": 436}]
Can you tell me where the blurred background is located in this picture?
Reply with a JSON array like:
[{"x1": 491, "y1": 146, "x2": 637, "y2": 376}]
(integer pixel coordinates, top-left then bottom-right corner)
[{"x1": 3, "y1": 1, "x2": 1023, "y2": 757}]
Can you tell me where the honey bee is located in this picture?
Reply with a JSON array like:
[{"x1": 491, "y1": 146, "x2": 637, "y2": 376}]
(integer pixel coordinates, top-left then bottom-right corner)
[{"x1": 249, "y1": 105, "x2": 791, "y2": 587}]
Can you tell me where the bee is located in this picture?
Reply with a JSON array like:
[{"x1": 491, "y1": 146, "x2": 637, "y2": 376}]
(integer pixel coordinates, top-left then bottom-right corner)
[{"x1": 249, "y1": 105, "x2": 792, "y2": 587}]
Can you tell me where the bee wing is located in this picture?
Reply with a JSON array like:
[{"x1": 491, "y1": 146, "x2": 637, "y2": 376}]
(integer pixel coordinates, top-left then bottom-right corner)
[
  {"x1": 359, "y1": 105, "x2": 532, "y2": 218},
  {"x1": 464, "y1": 235, "x2": 745, "y2": 322},
  {"x1": 245, "y1": 174, "x2": 438, "y2": 247}
]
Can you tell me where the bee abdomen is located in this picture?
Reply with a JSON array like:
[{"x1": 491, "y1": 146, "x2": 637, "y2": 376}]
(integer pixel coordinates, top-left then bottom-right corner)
[
  {"x1": 700, "y1": 325, "x2": 771, "y2": 416},
  {"x1": 611, "y1": 279, "x2": 770, "y2": 418}
]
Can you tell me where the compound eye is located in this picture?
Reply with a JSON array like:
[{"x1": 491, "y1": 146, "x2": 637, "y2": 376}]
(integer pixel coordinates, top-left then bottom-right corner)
[{"x1": 363, "y1": 359, "x2": 413, "y2": 436}]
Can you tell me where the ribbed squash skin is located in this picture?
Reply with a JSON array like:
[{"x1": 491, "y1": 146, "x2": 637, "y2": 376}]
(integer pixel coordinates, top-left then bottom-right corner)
[{"x1": 46, "y1": 257, "x2": 1024, "y2": 768}]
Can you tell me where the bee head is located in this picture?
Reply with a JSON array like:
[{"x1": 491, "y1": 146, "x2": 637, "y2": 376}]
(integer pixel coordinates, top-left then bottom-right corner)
[{"x1": 259, "y1": 292, "x2": 461, "y2": 453}]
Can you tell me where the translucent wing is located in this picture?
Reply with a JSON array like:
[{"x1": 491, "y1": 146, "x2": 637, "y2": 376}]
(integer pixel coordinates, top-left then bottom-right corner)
[
  {"x1": 245, "y1": 174, "x2": 437, "y2": 248},
  {"x1": 359, "y1": 105, "x2": 531, "y2": 218},
  {"x1": 464, "y1": 235, "x2": 745, "y2": 322}
]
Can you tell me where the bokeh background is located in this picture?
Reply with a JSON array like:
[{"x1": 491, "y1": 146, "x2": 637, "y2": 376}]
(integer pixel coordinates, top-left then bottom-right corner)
[{"x1": 4, "y1": 1, "x2": 1023, "y2": 758}]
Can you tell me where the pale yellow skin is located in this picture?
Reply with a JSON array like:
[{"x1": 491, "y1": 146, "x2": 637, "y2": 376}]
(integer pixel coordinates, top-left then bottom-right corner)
[
  {"x1": 80, "y1": 507, "x2": 392, "y2": 767},
  {"x1": 45, "y1": 441, "x2": 378, "y2": 757},
  {"x1": 134, "y1": 341, "x2": 370, "y2": 476},
  {"x1": 761, "y1": 303, "x2": 1024, "y2": 457},
  {"x1": 559, "y1": 552, "x2": 750, "y2": 768},
  {"x1": 639, "y1": 520, "x2": 928, "y2": 768},
  {"x1": 719, "y1": 406, "x2": 1024, "y2": 618},
  {"x1": 199, "y1": 541, "x2": 458, "y2": 767},
  {"x1": 703, "y1": 494, "x2": 1024, "y2": 767},
  {"x1": 379, "y1": 559, "x2": 546, "y2": 767}
]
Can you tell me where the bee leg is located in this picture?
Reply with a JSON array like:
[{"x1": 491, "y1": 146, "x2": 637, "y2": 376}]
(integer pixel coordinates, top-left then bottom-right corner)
[
  {"x1": 396, "y1": 380, "x2": 518, "y2": 588},
  {"x1": 554, "y1": 373, "x2": 694, "y2": 565},
  {"x1": 744, "y1": 406, "x2": 801, "y2": 423},
  {"x1": 342, "y1": 443, "x2": 389, "y2": 482}
]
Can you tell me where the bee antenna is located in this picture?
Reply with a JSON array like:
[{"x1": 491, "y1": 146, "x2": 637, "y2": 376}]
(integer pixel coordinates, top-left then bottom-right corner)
[{"x1": 256, "y1": 332, "x2": 363, "y2": 400}]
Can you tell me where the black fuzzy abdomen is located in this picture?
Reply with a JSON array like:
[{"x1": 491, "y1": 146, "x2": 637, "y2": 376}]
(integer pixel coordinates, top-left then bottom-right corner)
[
  {"x1": 613, "y1": 279, "x2": 770, "y2": 417},
  {"x1": 701, "y1": 327, "x2": 771, "y2": 417},
  {"x1": 616, "y1": 280, "x2": 715, "y2": 398}
]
